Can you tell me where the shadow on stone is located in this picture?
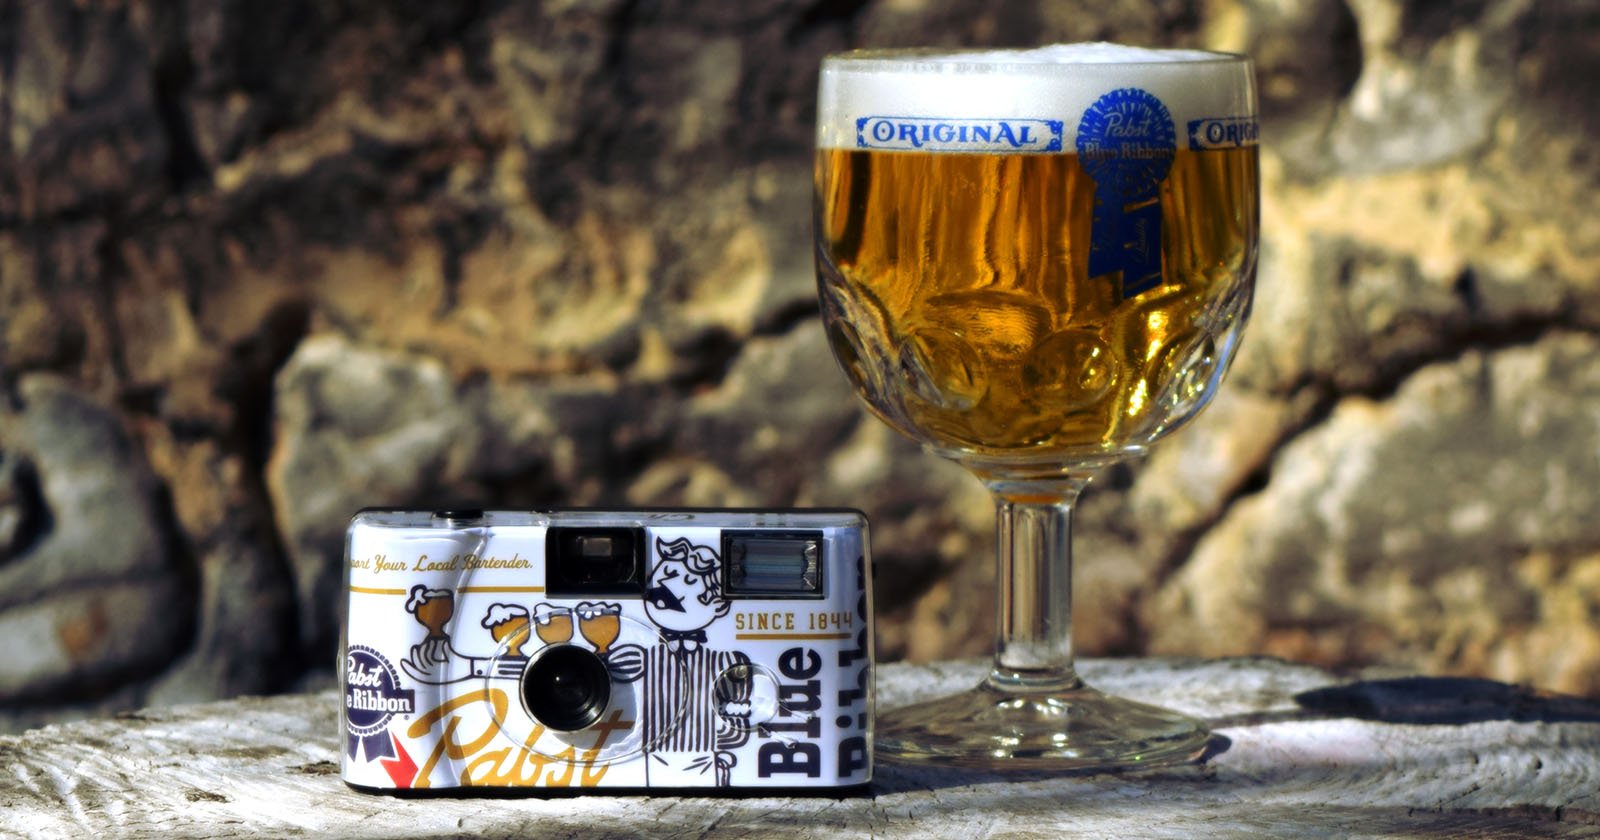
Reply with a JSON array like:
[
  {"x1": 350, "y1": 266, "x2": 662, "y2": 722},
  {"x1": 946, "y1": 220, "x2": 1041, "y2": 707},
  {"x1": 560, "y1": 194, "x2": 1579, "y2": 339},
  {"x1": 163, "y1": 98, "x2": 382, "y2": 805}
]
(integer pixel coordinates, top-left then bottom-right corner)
[{"x1": 1294, "y1": 677, "x2": 1600, "y2": 726}]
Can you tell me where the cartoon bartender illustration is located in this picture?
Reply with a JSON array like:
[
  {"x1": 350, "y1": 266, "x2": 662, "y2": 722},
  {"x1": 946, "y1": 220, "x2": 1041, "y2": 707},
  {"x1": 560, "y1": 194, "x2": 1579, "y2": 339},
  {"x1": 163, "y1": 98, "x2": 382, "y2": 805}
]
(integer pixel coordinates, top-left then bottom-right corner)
[
  {"x1": 637, "y1": 536, "x2": 752, "y2": 786},
  {"x1": 401, "y1": 588, "x2": 538, "y2": 683}
]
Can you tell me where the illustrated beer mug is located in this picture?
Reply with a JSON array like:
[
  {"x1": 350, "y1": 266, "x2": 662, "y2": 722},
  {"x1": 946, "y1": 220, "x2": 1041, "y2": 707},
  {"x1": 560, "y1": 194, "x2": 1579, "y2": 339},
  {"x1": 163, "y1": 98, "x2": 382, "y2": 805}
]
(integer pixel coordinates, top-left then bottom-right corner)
[
  {"x1": 533, "y1": 603, "x2": 574, "y2": 646},
  {"x1": 483, "y1": 604, "x2": 533, "y2": 657},
  {"x1": 576, "y1": 602, "x2": 623, "y2": 656},
  {"x1": 814, "y1": 44, "x2": 1258, "y2": 768},
  {"x1": 408, "y1": 587, "x2": 454, "y2": 640}
]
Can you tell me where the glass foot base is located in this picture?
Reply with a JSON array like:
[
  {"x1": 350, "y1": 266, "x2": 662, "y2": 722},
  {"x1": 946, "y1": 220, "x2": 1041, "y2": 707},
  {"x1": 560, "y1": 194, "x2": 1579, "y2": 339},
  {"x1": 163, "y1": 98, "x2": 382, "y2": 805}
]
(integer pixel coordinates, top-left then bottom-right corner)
[{"x1": 877, "y1": 680, "x2": 1211, "y2": 770}]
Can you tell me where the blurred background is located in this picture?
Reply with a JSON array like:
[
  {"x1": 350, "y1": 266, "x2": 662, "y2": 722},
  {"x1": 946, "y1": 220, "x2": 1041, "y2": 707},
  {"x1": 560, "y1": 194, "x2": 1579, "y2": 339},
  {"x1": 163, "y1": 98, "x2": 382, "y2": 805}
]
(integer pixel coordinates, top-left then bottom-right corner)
[{"x1": 0, "y1": 0, "x2": 1596, "y2": 731}]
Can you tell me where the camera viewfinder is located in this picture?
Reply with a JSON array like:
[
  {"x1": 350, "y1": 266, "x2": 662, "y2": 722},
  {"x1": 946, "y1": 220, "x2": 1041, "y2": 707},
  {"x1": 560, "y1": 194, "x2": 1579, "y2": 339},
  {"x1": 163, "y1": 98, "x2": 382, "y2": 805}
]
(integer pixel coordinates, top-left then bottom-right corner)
[
  {"x1": 723, "y1": 531, "x2": 824, "y2": 598},
  {"x1": 546, "y1": 527, "x2": 645, "y2": 596}
]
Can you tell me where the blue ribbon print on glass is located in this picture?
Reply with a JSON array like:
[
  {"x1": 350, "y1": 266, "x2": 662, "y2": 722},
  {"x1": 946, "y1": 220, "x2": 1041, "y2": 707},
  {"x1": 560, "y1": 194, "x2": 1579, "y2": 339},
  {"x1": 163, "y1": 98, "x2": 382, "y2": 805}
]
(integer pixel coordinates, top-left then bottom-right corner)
[{"x1": 1075, "y1": 88, "x2": 1177, "y2": 299}]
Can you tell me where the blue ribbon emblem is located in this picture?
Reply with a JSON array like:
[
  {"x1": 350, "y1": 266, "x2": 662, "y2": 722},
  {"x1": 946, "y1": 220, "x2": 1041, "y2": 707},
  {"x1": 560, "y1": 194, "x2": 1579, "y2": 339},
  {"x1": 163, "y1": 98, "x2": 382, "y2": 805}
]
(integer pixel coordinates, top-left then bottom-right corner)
[
  {"x1": 348, "y1": 729, "x2": 397, "y2": 762},
  {"x1": 343, "y1": 645, "x2": 413, "y2": 763},
  {"x1": 1076, "y1": 88, "x2": 1177, "y2": 299}
]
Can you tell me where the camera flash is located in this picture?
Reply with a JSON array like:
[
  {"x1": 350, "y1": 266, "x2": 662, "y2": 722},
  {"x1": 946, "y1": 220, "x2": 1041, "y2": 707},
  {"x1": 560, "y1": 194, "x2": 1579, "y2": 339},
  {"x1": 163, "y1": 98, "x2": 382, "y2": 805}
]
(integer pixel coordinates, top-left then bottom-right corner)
[{"x1": 725, "y1": 532, "x2": 823, "y2": 597}]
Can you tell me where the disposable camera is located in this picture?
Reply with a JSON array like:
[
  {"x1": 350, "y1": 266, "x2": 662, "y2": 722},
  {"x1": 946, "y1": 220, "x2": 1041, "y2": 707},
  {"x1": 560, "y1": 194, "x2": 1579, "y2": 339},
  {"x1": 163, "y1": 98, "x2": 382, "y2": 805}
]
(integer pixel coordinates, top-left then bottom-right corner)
[{"x1": 340, "y1": 508, "x2": 873, "y2": 792}]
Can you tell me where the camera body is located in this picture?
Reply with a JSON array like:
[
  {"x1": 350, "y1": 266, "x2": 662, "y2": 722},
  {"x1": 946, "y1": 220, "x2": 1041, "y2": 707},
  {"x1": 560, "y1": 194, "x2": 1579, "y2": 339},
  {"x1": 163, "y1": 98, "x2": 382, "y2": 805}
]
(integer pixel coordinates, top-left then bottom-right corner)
[{"x1": 340, "y1": 509, "x2": 872, "y2": 792}]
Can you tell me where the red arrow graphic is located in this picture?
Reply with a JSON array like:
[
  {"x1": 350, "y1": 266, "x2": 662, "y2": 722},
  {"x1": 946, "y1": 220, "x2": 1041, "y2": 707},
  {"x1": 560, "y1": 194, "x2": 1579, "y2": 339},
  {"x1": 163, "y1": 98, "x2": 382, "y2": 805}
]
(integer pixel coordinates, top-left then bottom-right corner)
[{"x1": 378, "y1": 733, "x2": 418, "y2": 788}]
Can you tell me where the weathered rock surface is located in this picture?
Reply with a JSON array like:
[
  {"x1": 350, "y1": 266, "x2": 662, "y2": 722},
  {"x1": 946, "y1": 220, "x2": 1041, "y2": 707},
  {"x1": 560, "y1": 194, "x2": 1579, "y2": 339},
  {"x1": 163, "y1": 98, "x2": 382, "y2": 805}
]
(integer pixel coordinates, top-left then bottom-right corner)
[
  {"x1": 1151, "y1": 331, "x2": 1600, "y2": 693},
  {"x1": 1, "y1": 0, "x2": 1598, "y2": 727},
  {"x1": 0, "y1": 377, "x2": 190, "y2": 707},
  {"x1": 7, "y1": 658, "x2": 1600, "y2": 838}
]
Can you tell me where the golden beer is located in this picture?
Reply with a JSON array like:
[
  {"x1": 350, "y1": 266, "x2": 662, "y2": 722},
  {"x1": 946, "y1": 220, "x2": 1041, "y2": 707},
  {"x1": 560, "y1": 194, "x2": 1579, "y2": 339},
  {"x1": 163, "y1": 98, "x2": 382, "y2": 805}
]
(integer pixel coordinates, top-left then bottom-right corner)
[
  {"x1": 815, "y1": 145, "x2": 1257, "y2": 456},
  {"x1": 578, "y1": 608, "x2": 621, "y2": 655},
  {"x1": 816, "y1": 45, "x2": 1257, "y2": 769},
  {"x1": 489, "y1": 614, "x2": 532, "y2": 657},
  {"x1": 411, "y1": 589, "x2": 454, "y2": 639},
  {"x1": 534, "y1": 606, "x2": 574, "y2": 645}
]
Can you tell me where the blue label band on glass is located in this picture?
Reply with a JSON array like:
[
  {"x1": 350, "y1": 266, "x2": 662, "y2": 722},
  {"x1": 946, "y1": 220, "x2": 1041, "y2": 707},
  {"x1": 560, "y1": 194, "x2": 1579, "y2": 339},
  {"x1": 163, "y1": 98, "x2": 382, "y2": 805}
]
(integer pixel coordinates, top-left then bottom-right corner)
[
  {"x1": 856, "y1": 116, "x2": 1064, "y2": 153},
  {"x1": 1187, "y1": 116, "x2": 1259, "y2": 150},
  {"x1": 1076, "y1": 88, "x2": 1176, "y2": 299}
]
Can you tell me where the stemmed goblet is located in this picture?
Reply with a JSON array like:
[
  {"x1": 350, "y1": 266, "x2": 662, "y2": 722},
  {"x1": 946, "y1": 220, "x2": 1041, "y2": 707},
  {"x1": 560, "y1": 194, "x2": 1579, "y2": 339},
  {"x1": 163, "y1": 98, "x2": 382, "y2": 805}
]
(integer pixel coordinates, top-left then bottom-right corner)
[{"x1": 814, "y1": 44, "x2": 1258, "y2": 767}]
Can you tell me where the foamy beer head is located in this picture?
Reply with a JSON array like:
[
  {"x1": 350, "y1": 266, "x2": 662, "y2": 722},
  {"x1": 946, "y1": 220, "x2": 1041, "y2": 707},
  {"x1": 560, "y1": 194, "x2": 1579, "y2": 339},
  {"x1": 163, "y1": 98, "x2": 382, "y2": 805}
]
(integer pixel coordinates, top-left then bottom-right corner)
[
  {"x1": 817, "y1": 43, "x2": 1256, "y2": 151},
  {"x1": 482, "y1": 603, "x2": 532, "y2": 657},
  {"x1": 814, "y1": 44, "x2": 1259, "y2": 461}
]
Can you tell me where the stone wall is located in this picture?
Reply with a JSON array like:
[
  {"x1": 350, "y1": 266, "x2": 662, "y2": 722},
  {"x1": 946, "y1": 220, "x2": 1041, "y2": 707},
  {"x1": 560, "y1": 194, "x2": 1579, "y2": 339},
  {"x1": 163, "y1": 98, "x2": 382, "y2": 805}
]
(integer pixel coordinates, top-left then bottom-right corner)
[{"x1": 0, "y1": 0, "x2": 1595, "y2": 729}]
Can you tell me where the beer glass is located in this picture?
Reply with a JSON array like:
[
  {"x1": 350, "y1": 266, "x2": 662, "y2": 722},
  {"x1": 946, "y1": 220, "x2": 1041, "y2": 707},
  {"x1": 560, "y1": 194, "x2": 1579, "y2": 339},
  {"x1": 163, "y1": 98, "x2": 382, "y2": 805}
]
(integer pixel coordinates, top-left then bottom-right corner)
[
  {"x1": 576, "y1": 602, "x2": 622, "y2": 656},
  {"x1": 408, "y1": 587, "x2": 455, "y2": 640},
  {"x1": 484, "y1": 604, "x2": 533, "y2": 657},
  {"x1": 534, "y1": 604, "x2": 575, "y2": 646},
  {"x1": 814, "y1": 44, "x2": 1258, "y2": 768}
]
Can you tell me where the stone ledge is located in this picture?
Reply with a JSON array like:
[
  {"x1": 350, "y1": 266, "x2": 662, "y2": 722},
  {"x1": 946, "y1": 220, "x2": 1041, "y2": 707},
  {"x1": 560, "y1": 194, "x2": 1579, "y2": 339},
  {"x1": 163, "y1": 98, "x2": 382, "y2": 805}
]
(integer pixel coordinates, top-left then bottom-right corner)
[{"x1": 7, "y1": 657, "x2": 1600, "y2": 838}]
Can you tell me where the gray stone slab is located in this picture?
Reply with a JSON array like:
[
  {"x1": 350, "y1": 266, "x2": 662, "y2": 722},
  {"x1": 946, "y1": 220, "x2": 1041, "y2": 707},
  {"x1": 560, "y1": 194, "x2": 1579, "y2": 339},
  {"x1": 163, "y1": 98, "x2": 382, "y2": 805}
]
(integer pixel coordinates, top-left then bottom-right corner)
[{"x1": 6, "y1": 657, "x2": 1600, "y2": 839}]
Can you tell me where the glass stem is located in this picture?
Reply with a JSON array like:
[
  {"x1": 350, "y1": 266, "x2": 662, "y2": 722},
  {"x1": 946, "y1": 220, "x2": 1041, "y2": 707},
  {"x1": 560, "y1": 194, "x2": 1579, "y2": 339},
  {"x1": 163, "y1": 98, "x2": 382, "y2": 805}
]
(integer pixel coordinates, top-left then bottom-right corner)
[{"x1": 986, "y1": 478, "x2": 1090, "y2": 694}]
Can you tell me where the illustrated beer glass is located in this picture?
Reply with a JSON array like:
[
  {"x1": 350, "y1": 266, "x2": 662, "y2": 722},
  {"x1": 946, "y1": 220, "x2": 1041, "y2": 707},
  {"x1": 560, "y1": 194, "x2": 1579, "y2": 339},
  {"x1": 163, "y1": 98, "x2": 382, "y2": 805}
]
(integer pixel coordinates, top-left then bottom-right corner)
[
  {"x1": 815, "y1": 44, "x2": 1258, "y2": 767},
  {"x1": 576, "y1": 602, "x2": 622, "y2": 656},
  {"x1": 533, "y1": 603, "x2": 574, "y2": 646},
  {"x1": 483, "y1": 604, "x2": 533, "y2": 657},
  {"x1": 408, "y1": 587, "x2": 455, "y2": 640}
]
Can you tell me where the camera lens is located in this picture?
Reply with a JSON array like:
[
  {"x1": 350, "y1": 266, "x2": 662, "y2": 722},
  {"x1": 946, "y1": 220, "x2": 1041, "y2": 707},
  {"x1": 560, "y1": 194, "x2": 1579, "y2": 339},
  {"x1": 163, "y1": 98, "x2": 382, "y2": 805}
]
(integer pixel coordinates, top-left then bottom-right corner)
[{"x1": 521, "y1": 644, "x2": 611, "y2": 732}]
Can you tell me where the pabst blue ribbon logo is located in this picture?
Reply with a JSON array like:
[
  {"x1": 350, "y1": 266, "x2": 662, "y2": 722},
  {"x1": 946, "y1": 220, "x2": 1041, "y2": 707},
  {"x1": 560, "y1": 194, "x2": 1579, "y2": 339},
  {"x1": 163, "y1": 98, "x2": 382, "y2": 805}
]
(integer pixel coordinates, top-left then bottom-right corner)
[
  {"x1": 1076, "y1": 88, "x2": 1177, "y2": 299},
  {"x1": 345, "y1": 645, "x2": 415, "y2": 762},
  {"x1": 856, "y1": 116, "x2": 1063, "y2": 153}
]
